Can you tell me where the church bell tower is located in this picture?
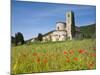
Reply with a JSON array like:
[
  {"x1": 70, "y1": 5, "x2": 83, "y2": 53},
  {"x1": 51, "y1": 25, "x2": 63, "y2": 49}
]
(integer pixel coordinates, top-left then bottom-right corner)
[{"x1": 66, "y1": 11, "x2": 75, "y2": 40}]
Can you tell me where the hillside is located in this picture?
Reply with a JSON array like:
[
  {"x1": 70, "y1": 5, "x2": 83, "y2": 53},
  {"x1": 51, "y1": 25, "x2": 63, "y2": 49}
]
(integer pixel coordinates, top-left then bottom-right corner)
[
  {"x1": 79, "y1": 24, "x2": 96, "y2": 38},
  {"x1": 14, "y1": 24, "x2": 96, "y2": 43},
  {"x1": 11, "y1": 39, "x2": 96, "y2": 74}
]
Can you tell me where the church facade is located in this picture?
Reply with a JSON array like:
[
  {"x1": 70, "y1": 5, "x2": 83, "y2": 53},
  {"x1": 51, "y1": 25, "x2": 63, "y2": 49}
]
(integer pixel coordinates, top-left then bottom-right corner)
[{"x1": 42, "y1": 11, "x2": 77, "y2": 42}]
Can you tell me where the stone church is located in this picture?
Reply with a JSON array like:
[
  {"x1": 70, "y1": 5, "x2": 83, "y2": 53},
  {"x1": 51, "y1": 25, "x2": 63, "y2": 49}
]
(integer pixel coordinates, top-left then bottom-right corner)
[
  {"x1": 31, "y1": 11, "x2": 79, "y2": 42},
  {"x1": 41, "y1": 11, "x2": 79, "y2": 42}
]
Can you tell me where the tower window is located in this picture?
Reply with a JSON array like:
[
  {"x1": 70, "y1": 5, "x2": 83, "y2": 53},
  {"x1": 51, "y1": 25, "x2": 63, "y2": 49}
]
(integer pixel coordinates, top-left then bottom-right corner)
[
  {"x1": 57, "y1": 27, "x2": 59, "y2": 30},
  {"x1": 68, "y1": 14, "x2": 70, "y2": 17}
]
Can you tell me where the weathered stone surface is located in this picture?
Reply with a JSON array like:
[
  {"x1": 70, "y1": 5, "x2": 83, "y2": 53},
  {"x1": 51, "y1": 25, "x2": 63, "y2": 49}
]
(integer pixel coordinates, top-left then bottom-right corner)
[{"x1": 33, "y1": 11, "x2": 76, "y2": 42}]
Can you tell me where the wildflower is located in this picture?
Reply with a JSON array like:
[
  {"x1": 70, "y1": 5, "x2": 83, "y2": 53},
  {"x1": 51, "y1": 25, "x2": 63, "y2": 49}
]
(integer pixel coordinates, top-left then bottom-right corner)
[
  {"x1": 33, "y1": 52, "x2": 38, "y2": 56},
  {"x1": 88, "y1": 63, "x2": 94, "y2": 69},
  {"x1": 93, "y1": 47, "x2": 96, "y2": 51},
  {"x1": 64, "y1": 51, "x2": 67, "y2": 55},
  {"x1": 90, "y1": 53, "x2": 96, "y2": 57},
  {"x1": 78, "y1": 49, "x2": 86, "y2": 54},
  {"x1": 66, "y1": 59, "x2": 70, "y2": 63},
  {"x1": 43, "y1": 59, "x2": 48, "y2": 64},
  {"x1": 73, "y1": 57, "x2": 78, "y2": 61},
  {"x1": 69, "y1": 50, "x2": 74, "y2": 55},
  {"x1": 37, "y1": 58, "x2": 40, "y2": 63}
]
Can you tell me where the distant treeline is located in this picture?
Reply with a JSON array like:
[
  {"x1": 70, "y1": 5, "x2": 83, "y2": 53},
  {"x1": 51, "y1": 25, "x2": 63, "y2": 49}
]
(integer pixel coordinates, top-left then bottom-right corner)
[
  {"x1": 11, "y1": 32, "x2": 43, "y2": 46},
  {"x1": 78, "y1": 24, "x2": 96, "y2": 39},
  {"x1": 11, "y1": 24, "x2": 96, "y2": 46}
]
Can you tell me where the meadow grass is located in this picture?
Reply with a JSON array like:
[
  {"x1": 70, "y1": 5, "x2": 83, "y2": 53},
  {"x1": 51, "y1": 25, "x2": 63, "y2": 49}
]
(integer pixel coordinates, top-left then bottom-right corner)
[{"x1": 11, "y1": 39, "x2": 96, "y2": 74}]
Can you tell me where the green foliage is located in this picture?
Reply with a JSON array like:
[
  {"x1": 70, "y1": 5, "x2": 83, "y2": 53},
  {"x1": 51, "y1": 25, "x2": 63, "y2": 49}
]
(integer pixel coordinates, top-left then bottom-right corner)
[
  {"x1": 11, "y1": 36, "x2": 15, "y2": 43},
  {"x1": 11, "y1": 36, "x2": 16, "y2": 47},
  {"x1": 15, "y1": 32, "x2": 25, "y2": 46},
  {"x1": 79, "y1": 24, "x2": 96, "y2": 39},
  {"x1": 37, "y1": 33, "x2": 43, "y2": 41},
  {"x1": 11, "y1": 39, "x2": 96, "y2": 74}
]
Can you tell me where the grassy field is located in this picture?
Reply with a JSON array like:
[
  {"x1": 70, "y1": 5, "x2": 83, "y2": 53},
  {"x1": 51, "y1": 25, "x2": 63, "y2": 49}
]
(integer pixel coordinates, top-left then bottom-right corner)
[{"x1": 11, "y1": 39, "x2": 96, "y2": 74}]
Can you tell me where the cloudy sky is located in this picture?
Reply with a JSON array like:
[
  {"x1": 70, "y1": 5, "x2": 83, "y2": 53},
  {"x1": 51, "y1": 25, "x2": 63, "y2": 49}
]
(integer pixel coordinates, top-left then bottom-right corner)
[{"x1": 11, "y1": 0, "x2": 96, "y2": 40}]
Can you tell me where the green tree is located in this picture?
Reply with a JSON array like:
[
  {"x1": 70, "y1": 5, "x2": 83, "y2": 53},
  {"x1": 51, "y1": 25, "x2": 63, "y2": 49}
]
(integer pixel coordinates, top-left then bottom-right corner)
[
  {"x1": 71, "y1": 11, "x2": 76, "y2": 37},
  {"x1": 37, "y1": 33, "x2": 43, "y2": 41},
  {"x1": 11, "y1": 36, "x2": 15, "y2": 44},
  {"x1": 15, "y1": 32, "x2": 24, "y2": 46}
]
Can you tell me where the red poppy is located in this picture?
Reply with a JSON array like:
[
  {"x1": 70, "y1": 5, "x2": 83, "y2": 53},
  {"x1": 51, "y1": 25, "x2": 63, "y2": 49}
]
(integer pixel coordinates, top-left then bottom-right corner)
[
  {"x1": 93, "y1": 48, "x2": 96, "y2": 50},
  {"x1": 88, "y1": 63, "x2": 93, "y2": 69},
  {"x1": 66, "y1": 59, "x2": 70, "y2": 63},
  {"x1": 90, "y1": 53, "x2": 96, "y2": 57},
  {"x1": 33, "y1": 52, "x2": 38, "y2": 56},
  {"x1": 78, "y1": 49, "x2": 86, "y2": 54},
  {"x1": 37, "y1": 58, "x2": 40, "y2": 63},
  {"x1": 73, "y1": 57, "x2": 78, "y2": 61},
  {"x1": 69, "y1": 50, "x2": 74, "y2": 55},
  {"x1": 64, "y1": 51, "x2": 67, "y2": 55},
  {"x1": 43, "y1": 59, "x2": 48, "y2": 64}
]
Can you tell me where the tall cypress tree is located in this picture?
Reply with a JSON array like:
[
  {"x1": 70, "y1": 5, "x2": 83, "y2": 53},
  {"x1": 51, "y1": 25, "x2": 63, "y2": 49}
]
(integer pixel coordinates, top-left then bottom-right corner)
[{"x1": 71, "y1": 11, "x2": 76, "y2": 38}]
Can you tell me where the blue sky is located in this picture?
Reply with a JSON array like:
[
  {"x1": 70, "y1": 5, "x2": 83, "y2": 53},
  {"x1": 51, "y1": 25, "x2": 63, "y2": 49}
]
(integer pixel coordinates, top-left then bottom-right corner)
[{"x1": 11, "y1": 0, "x2": 96, "y2": 40}]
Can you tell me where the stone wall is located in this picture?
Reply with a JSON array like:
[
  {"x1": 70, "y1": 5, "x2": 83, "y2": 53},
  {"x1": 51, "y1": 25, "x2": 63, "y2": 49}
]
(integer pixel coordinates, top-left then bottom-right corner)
[{"x1": 43, "y1": 30, "x2": 67, "y2": 42}]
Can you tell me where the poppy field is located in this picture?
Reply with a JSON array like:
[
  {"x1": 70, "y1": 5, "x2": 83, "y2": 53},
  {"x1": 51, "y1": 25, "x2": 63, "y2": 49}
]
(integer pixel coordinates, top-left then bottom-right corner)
[{"x1": 11, "y1": 39, "x2": 96, "y2": 74}]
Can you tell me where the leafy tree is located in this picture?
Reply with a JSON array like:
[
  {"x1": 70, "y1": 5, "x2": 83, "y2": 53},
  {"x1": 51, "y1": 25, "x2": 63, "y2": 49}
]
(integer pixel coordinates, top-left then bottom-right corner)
[
  {"x1": 11, "y1": 36, "x2": 15, "y2": 44},
  {"x1": 15, "y1": 32, "x2": 24, "y2": 46}
]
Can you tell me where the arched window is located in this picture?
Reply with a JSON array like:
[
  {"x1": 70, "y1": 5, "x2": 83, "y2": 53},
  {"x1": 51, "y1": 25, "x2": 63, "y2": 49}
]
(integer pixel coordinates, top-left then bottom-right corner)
[{"x1": 57, "y1": 27, "x2": 59, "y2": 30}]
